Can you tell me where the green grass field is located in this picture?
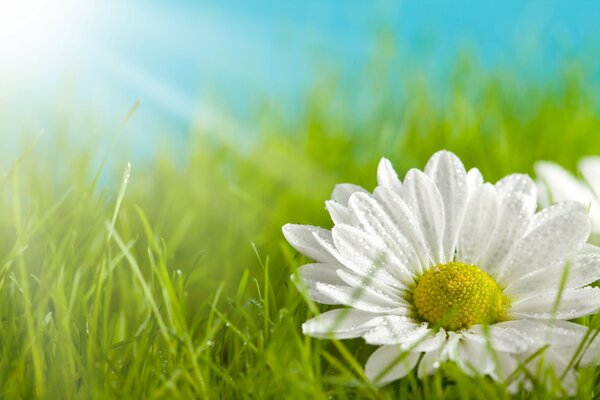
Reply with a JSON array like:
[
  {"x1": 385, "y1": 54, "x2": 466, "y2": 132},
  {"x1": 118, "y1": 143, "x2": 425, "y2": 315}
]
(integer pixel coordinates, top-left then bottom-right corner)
[{"x1": 2, "y1": 58, "x2": 600, "y2": 399}]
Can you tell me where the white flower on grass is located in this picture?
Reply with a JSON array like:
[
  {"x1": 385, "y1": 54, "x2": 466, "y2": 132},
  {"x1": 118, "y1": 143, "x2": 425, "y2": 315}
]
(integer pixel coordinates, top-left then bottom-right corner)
[
  {"x1": 283, "y1": 150, "x2": 600, "y2": 394},
  {"x1": 536, "y1": 157, "x2": 600, "y2": 236}
]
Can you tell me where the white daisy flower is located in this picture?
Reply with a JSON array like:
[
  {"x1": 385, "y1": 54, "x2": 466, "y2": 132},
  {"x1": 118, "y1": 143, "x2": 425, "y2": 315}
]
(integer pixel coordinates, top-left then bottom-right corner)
[
  {"x1": 536, "y1": 157, "x2": 600, "y2": 237},
  {"x1": 283, "y1": 150, "x2": 600, "y2": 394}
]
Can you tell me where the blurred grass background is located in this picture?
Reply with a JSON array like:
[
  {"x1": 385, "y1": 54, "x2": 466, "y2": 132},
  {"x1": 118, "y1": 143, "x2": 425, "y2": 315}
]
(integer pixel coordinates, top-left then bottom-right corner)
[{"x1": 2, "y1": 53, "x2": 600, "y2": 398}]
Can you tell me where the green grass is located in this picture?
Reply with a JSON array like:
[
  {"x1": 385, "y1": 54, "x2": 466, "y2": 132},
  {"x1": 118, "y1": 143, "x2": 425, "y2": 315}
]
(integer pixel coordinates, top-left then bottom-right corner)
[{"x1": 2, "y1": 56, "x2": 600, "y2": 399}]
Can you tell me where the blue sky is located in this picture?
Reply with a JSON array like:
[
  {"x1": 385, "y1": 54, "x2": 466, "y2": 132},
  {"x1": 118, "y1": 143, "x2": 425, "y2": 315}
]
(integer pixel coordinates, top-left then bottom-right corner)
[{"x1": 1, "y1": 0, "x2": 599, "y2": 136}]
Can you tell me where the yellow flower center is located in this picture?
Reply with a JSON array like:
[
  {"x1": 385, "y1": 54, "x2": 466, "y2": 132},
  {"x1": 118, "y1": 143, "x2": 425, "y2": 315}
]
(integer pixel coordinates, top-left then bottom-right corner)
[{"x1": 412, "y1": 262, "x2": 507, "y2": 331}]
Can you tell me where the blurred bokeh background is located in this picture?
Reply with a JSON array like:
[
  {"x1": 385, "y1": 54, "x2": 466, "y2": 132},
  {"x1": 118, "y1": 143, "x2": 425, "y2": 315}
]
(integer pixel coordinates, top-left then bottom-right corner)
[{"x1": 2, "y1": 0, "x2": 600, "y2": 150}]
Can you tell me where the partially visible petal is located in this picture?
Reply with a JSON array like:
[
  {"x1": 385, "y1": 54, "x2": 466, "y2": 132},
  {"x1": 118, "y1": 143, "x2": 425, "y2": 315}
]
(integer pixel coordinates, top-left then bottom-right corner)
[
  {"x1": 325, "y1": 200, "x2": 355, "y2": 226},
  {"x1": 314, "y1": 282, "x2": 409, "y2": 314},
  {"x1": 294, "y1": 263, "x2": 348, "y2": 304},
  {"x1": 503, "y1": 248, "x2": 600, "y2": 298},
  {"x1": 282, "y1": 224, "x2": 340, "y2": 265},
  {"x1": 580, "y1": 156, "x2": 600, "y2": 199},
  {"x1": 494, "y1": 320, "x2": 590, "y2": 348},
  {"x1": 377, "y1": 158, "x2": 402, "y2": 194},
  {"x1": 458, "y1": 183, "x2": 500, "y2": 266},
  {"x1": 479, "y1": 174, "x2": 537, "y2": 276},
  {"x1": 332, "y1": 224, "x2": 414, "y2": 287},
  {"x1": 499, "y1": 207, "x2": 590, "y2": 284},
  {"x1": 400, "y1": 169, "x2": 445, "y2": 264},
  {"x1": 424, "y1": 150, "x2": 468, "y2": 262},
  {"x1": 331, "y1": 183, "x2": 369, "y2": 206},
  {"x1": 362, "y1": 316, "x2": 429, "y2": 346},
  {"x1": 464, "y1": 325, "x2": 530, "y2": 354},
  {"x1": 509, "y1": 287, "x2": 600, "y2": 320},
  {"x1": 418, "y1": 332, "x2": 460, "y2": 377},
  {"x1": 535, "y1": 161, "x2": 592, "y2": 205},
  {"x1": 466, "y1": 167, "x2": 484, "y2": 196},
  {"x1": 302, "y1": 309, "x2": 383, "y2": 339},
  {"x1": 373, "y1": 186, "x2": 430, "y2": 273},
  {"x1": 454, "y1": 336, "x2": 496, "y2": 377},
  {"x1": 348, "y1": 192, "x2": 420, "y2": 276},
  {"x1": 365, "y1": 346, "x2": 420, "y2": 385}
]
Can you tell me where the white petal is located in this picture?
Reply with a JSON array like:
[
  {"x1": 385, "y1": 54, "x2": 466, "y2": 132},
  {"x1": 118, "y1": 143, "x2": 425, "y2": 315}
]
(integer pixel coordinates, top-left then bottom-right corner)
[
  {"x1": 417, "y1": 332, "x2": 460, "y2": 377},
  {"x1": 454, "y1": 336, "x2": 496, "y2": 376},
  {"x1": 504, "y1": 248, "x2": 600, "y2": 297},
  {"x1": 400, "y1": 169, "x2": 445, "y2": 264},
  {"x1": 499, "y1": 207, "x2": 590, "y2": 284},
  {"x1": 314, "y1": 282, "x2": 409, "y2": 314},
  {"x1": 509, "y1": 286, "x2": 600, "y2": 319},
  {"x1": 362, "y1": 316, "x2": 429, "y2": 346},
  {"x1": 463, "y1": 325, "x2": 530, "y2": 353},
  {"x1": 331, "y1": 183, "x2": 369, "y2": 206},
  {"x1": 525, "y1": 201, "x2": 586, "y2": 235},
  {"x1": 580, "y1": 156, "x2": 600, "y2": 199},
  {"x1": 336, "y1": 268, "x2": 403, "y2": 300},
  {"x1": 424, "y1": 150, "x2": 468, "y2": 262},
  {"x1": 524, "y1": 349, "x2": 577, "y2": 397},
  {"x1": 535, "y1": 161, "x2": 592, "y2": 205},
  {"x1": 365, "y1": 346, "x2": 420, "y2": 385},
  {"x1": 457, "y1": 183, "x2": 500, "y2": 265},
  {"x1": 373, "y1": 186, "x2": 430, "y2": 272},
  {"x1": 365, "y1": 322, "x2": 445, "y2": 351},
  {"x1": 302, "y1": 309, "x2": 383, "y2": 339},
  {"x1": 479, "y1": 174, "x2": 537, "y2": 276},
  {"x1": 466, "y1": 167, "x2": 484, "y2": 196},
  {"x1": 332, "y1": 224, "x2": 413, "y2": 287},
  {"x1": 294, "y1": 263, "x2": 348, "y2": 304},
  {"x1": 579, "y1": 157, "x2": 600, "y2": 232},
  {"x1": 377, "y1": 158, "x2": 402, "y2": 194},
  {"x1": 494, "y1": 320, "x2": 589, "y2": 348},
  {"x1": 325, "y1": 200, "x2": 355, "y2": 226},
  {"x1": 282, "y1": 224, "x2": 340, "y2": 265},
  {"x1": 348, "y1": 192, "x2": 420, "y2": 276},
  {"x1": 536, "y1": 180, "x2": 550, "y2": 207}
]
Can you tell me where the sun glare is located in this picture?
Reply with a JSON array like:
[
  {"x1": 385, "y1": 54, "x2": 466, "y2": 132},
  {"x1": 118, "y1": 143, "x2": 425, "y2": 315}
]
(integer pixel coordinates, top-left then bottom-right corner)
[{"x1": 0, "y1": 0, "x2": 87, "y2": 85}]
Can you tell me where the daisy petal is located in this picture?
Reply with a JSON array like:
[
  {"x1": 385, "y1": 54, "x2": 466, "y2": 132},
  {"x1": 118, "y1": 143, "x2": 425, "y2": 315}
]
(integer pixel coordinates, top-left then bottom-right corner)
[
  {"x1": 464, "y1": 325, "x2": 530, "y2": 353},
  {"x1": 580, "y1": 156, "x2": 600, "y2": 198},
  {"x1": 401, "y1": 169, "x2": 445, "y2": 264},
  {"x1": 282, "y1": 224, "x2": 340, "y2": 265},
  {"x1": 504, "y1": 247, "x2": 600, "y2": 297},
  {"x1": 425, "y1": 150, "x2": 468, "y2": 262},
  {"x1": 348, "y1": 192, "x2": 420, "y2": 275},
  {"x1": 331, "y1": 184, "x2": 369, "y2": 206},
  {"x1": 377, "y1": 158, "x2": 402, "y2": 193},
  {"x1": 302, "y1": 309, "x2": 382, "y2": 339},
  {"x1": 499, "y1": 208, "x2": 590, "y2": 284},
  {"x1": 294, "y1": 263, "x2": 348, "y2": 304},
  {"x1": 466, "y1": 167, "x2": 484, "y2": 195},
  {"x1": 458, "y1": 183, "x2": 500, "y2": 265},
  {"x1": 455, "y1": 336, "x2": 496, "y2": 376},
  {"x1": 314, "y1": 282, "x2": 408, "y2": 314},
  {"x1": 494, "y1": 320, "x2": 589, "y2": 347},
  {"x1": 362, "y1": 316, "x2": 429, "y2": 346},
  {"x1": 509, "y1": 286, "x2": 600, "y2": 319},
  {"x1": 479, "y1": 174, "x2": 536, "y2": 276},
  {"x1": 325, "y1": 200, "x2": 355, "y2": 226},
  {"x1": 373, "y1": 186, "x2": 430, "y2": 272},
  {"x1": 535, "y1": 161, "x2": 593, "y2": 204},
  {"x1": 417, "y1": 332, "x2": 460, "y2": 377},
  {"x1": 332, "y1": 224, "x2": 414, "y2": 286},
  {"x1": 365, "y1": 346, "x2": 420, "y2": 385}
]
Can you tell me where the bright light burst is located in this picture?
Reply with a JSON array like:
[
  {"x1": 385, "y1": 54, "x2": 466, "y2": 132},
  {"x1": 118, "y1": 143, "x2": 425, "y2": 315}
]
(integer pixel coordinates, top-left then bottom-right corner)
[{"x1": 0, "y1": 0, "x2": 88, "y2": 85}]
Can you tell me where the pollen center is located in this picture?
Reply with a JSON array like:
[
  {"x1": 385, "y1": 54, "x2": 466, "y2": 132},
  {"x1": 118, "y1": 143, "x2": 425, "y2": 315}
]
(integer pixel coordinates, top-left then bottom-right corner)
[{"x1": 412, "y1": 262, "x2": 506, "y2": 331}]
